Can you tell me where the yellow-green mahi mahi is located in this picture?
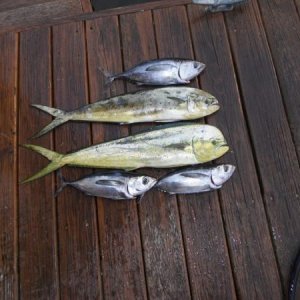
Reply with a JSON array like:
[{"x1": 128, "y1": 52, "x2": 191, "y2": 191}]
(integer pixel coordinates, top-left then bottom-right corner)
[
  {"x1": 22, "y1": 123, "x2": 229, "y2": 183},
  {"x1": 31, "y1": 87, "x2": 219, "y2": 138}
]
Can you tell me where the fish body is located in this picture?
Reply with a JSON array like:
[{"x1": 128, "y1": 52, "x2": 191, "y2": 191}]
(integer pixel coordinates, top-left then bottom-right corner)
[
  {"x1": 156, "y1": 164, "x2": 235, "y2": 194},
  {"x1": 192, "y1": 0, "x2": 247, "y2": 12},
  {"x1": 31, "y1": 87, "x2": 219, "y2": 138},
  {"x1": 22, "y1": 123, "x2": 229, "y2": 183},
  {"x1": 102, "y1": 58, "x2": 205, "y2": 86},
  {"x1": 56, "y1": 171, "x2": 157, "y2": 200}
]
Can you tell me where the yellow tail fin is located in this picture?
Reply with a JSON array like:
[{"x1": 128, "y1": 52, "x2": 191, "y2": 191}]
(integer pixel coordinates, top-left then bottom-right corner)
[{"x1": 21, "y1": 144, "x2": 65, "y2": 183}]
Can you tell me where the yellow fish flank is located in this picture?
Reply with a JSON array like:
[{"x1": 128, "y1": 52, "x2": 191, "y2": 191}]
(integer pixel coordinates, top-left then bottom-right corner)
[
  {"x1": 31, "y1": 87, "x2": 219, "y2": 138},
  {"x1": 22, "y1": 124, "x2": 229, "y2": 183}
]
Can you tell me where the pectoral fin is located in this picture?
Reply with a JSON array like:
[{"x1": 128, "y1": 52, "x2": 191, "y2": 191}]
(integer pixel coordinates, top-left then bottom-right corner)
[{"x1": 95, "y1": 179, "x2": 123, "y2": 187}]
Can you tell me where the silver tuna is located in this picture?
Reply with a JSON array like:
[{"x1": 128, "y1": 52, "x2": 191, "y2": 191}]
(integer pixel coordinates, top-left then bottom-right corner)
[
  {"x1": 156, "y1": 164, "x2": 235, "y2": 194},
  {"x1": 192, "y1": 0, "x2": 247, "y2": 12},
  {"x1": 55, "y1": 171, "x2": 157, "y2": 200},
  {"x1": 101, "y1": 58, "x2": 205, "y2": 86}
]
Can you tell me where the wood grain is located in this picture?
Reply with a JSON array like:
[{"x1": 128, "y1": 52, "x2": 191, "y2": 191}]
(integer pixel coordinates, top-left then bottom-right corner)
[
  {"x1": 153, "y1": 6, "x2": 237, "y2": 299},
  {"x1": 225, "y1": 0, "x2": 300, "y2": 293},
  {"x1": 0, "y1": 0, "x2": 83, "y2": 33},
  {"x1": 18, "y1": 28, "x2": 59, "y2": 300},
  {"x1": 188, "y1": 5, "x2": 283, "y2": 298},
  {"x1": 0, "y1": 32, "x2": 18, "y2": 300},
  {"x1": 257, "y1": 0, "x2": 300, "y2": 158},
  {"x1": 52, "y1": 22, "x2": 101, "y2": 299},
  {"x1": 120, "y1": 11, "x2": 193, "y2": 299},
  {"x1": 85, "y1": 16, "x2": 148, "y2": 299}
]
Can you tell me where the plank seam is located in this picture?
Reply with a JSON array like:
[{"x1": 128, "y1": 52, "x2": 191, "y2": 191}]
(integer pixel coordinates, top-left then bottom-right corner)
[
  {"x1": 117, "y1": 13, "x2": 150, "y2": 300},
  {"x1": 255, "y1": 0, "x2": 300, "y2": 165},
  {"x1": 16, "y1": 31, "x2": 20, "y2": 300},
  {"x1": 222, "y1": 9, "x2": 284, "y2": 293},
  {"x1": 50, "y1": 26, "x2": 61, "y2": 299},
  {"x1": 83, "y1": 19, "x2": 105, "y2": 299}
]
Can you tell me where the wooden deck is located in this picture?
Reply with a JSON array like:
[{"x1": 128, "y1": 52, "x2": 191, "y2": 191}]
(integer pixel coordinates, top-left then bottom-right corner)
[{"x1": 1, "y1": 1, "x2": 300, "y2": 299}]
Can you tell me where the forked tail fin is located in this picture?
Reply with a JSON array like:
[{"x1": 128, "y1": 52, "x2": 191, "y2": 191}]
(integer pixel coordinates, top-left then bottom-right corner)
[
  {"x1": 98, "y1": 67, "x2": 118, "y2": 85},
  {"x1": 54, "y1": 170, "x2": 69, "y2": 197},
  {"x1": 21, "y1": 144, "x2": 66, "y2": 183},
  {"x1": 30, "y1": 104, "x2": 69, "y2": 139}
]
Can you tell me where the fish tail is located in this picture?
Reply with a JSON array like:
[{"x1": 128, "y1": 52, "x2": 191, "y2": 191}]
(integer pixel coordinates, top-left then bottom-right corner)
[
  {"x1": 54, "y1": 170, "x2": 68, "y2": 197},
  {"x1": 30, "y1": 104, "x2": 69, "y2": 139},
  {"x1": 21, "y1": 144, "x2": 66, "y2": 183},
  {"x1": 98, "y1": 66, "x2": 117, "y2": 85}
]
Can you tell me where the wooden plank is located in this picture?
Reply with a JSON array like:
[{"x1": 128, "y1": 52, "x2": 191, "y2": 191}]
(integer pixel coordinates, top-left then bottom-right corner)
[
  {"x1": 0, "y1": 0, "x2": 191, "y2": 35},
  {"x1": 18, "y1": 28, "x2": 59, "y2": 300},
  {"x1": 225, "y1": 0, "x2": 300, "y2": 292},
  {"x1": 188, "y1": 5, "x2": 283, "y2": 298},
  {"x1": 52, "y1": 22, "x2": 101, "y2": 299},
  {"x1": 85, "y1": 17, "x2": 147, "y2": 299},
  {"x1": 120, "y1": 11, "x2": 192, "y2": 299},
  {"x1": 0, "y1": 0, "x2": 55, "y2": 12},
  {"x1": 0, "y1": 32, "x2": 18, "y2": 300},
  {"x1": 0, "y1": 0, "x2": 83, "y2": 33},
  {"x1": 81, "y1": 0, "x2": 93, "y2": 12},
  {"x1": 152, "y1": 6, "x2": 237, "y2": 299},
  {"x1": 257, "y1": 0, "x2": 300, "y2": 158}
]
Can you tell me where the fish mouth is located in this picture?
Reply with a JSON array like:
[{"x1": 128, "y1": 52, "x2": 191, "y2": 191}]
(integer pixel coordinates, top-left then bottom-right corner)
[{"x1": 197, "y1": 63, "x2": 206, "y2": 74}]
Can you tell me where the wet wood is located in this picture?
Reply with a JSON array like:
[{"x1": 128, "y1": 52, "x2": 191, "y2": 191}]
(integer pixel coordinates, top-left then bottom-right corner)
[
  {"x1": 18, "y1": 28, "x2": 59, "y2": 299},
  {"x1": 52, "y1": 22, "x2": 101, "y2": 298},
  {"x1": 120, "y1": 11, "x2": 192, "y2": 299},
  {"x1": 85, "y1": 16, "x2": 147, "y2": 299},
  {"x1": 153, "y1": 6, "x2": 238, "y2": 299},
  {"x1": 0, "y1": 0, "x2": 83, "y2": 33},
  {"x1": 225, "y1": 0, "x2": 300, "y2": 293},
  {"x1": 188, "y1": 5, "x2": 283, "y2": 298},
  {"x1": 257, "y1": 0, "x2": 300, "y2": 158},
  {"x1": 0, "y1": 32, "x2": 18, "y2": 300}
]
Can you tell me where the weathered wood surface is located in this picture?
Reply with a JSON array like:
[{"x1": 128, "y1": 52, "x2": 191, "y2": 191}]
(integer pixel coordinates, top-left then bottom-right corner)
[
  {"x1": 0, "y1": 0, "x2": 83, "y2": 34},
  {"x1": 52, "y1": 22, "x2": 101, "y2": 299},
  {"x1": 188, "y1": 5, "x2": 283, "y2": 298},
  {"x1": 153, "y1": 6, "x2": 238, "y2": 299},
  {"x1": 0, "y1": 1, "x2": 299, "y2": 299},
  {"x1": 86, "y1": 17, "x2": 147, "y2": 299},
  {"x1": 120, "y1": 11, "x2": 192, "y2": 299},
  {"x1": 18, "y1": 28, "x2": 59, "y2": 299},
  {"x1": 225, "y1": 0, "x2": 300, "y2": 293},
  {"x1": 0, "y1": 32, "x2": 18, "y2": 300}
]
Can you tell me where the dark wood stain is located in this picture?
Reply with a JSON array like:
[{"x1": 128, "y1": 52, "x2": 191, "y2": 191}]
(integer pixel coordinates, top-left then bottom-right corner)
[
  {"x1": 52, "y1": 22, "x2": 101, "y2": 298},
  {"x1": 0, "y1": 1, "x2": 299, "y2": 299},
  {"x1": 188, "y1": 5, "x2": 282, "y2": 298},
  {"x1": 86, "y1": 16, "x2": 148, "y2": 299},
  {"x1": 225, "y1": 0, "x2": 300, "y2": 293},
  {"x1": 18, "y1": 28, "x2": 59, "y2": 299},
  {"x1": 0, "y1": 32, "x2": 18, "y2": 300}
]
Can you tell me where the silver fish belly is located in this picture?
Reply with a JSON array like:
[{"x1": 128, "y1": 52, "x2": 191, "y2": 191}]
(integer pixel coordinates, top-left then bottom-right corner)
[
  {"x1": 57, "y1": 171, "x2": 157, "y2": 200},
  {"x1": 192, "y1": 0, "x2": 247, "y2": 12},
  {"x1": 104, "y1": 58, "x2": 206, "y2": 86},
  {"x1": 156, "y1": 164, "x2": 235, "y2": 194}
]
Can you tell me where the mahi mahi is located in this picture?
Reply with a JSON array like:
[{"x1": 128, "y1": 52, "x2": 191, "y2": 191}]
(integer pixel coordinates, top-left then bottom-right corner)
[
  {"x1": 21, "y1": 123, "x2": 229, "y2": 183},
  {"x1": 31, "y1": 87, "x2": 219, "y2": 138}
]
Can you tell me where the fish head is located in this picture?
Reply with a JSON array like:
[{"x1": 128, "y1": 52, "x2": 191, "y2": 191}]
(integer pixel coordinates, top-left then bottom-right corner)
[
  {"x1": 192, "y1": 125, "x2": 229, "y2": 163},
  {"x1": 127, "y1": 175, "x2": 157, "y2": 197},
  {"x1": 188, "y1": 91, "x2": 220, "y2": 115},
  {"x1": 179, "y1": 60, "x2": 206, "y2": 81},
  {"x1": 211, "y1": 164, "x2": 236, "y2": 186}
]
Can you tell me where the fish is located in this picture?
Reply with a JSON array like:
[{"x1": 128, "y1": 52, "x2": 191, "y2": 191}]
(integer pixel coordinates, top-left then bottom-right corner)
[
  {"x1": 156, "y1": 164, "x2": 235, "y2": 194},
  {"x1": 100, "y1": 58, "x2": 205, "y2": 86},
  {"x1": 55, "y1": 170, "x2": 157, "y2": 200},
  {"x1": 21, "y1": 123, "x2": 229, "y2": 183},
  {"x1": 192, "y1": 0, "x2": 247, "y2": 12},
  {"x1": 31, "y1": 87, "x2": 219, "y2": 138}
]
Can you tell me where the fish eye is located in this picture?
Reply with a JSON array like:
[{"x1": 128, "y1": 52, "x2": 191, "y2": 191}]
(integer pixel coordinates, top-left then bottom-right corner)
[
  {"x1": 212, "y1": 140, "x2": 217, "y2": 145},
  {"x1": 224, "y1": 165, "x2": 229, "y2": 172},
  {"x1": 142, "y1": 177, "x2": 149, "y2": 185},
  {"x1": 193, "y1": 62, "x2": 199, "y2": 68}
]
